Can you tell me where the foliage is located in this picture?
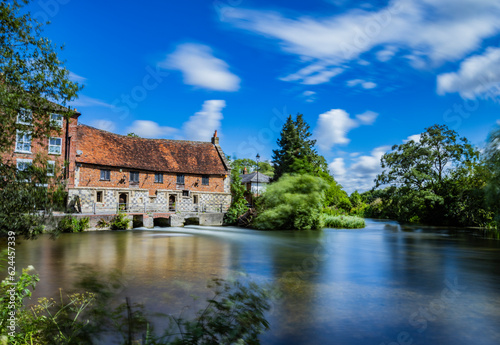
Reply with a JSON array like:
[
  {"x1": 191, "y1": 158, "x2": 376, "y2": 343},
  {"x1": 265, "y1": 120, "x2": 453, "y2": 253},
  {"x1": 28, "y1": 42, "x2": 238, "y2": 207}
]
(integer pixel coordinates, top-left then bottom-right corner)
[
  {"x1": 0, "y1": 155, "x2": 64, "y2": 239},
  {"x1": 110, "y1": 212, "x2": 130, "y2": 230},
  {"x1": 484, "y1": 126, "x2": 500, "y2": 224},
  {"x1": 231, "y1": 158, "x2": 274, "y2": 178},
  {"x1": 1, "y1": 260, "x2": 271, "y2": 345},
  {"x1": 224, "y1": 168, "x2": 249, "y2": 225},
  {"x1": 56, "y1": 216, "x2": 90, "y2": 233},
  {"x1": 254, "y1": 174, "x2": 326, "y2": 230},
  {"x1": 371, "y1": 124, "x2": 492, "y2": 227},
  {"x1": 0, "y1": 251, "x2": 39, "y2": 344},
  {"x1": 127, "y1": 132, "x2": 140, "y2": 137},
  {"x1": 272, "y1": 114, "x2": 328, "y2": 180},
  {"x1": 322, "y1": 214, "x2": 365, "y2": 229},
  {"x1": 96, "y1": 218, "x2": 109, "y2": 229},
  {"x1": 0, "y1": 0, "x2": 81, "y2": 238}
]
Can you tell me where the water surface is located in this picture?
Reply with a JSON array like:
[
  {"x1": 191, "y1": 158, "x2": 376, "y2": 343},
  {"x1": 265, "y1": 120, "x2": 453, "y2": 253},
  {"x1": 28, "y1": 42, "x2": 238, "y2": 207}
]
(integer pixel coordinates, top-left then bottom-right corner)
[{"x1": 3, "y1": 219, "x2": 500, "y2": 344}]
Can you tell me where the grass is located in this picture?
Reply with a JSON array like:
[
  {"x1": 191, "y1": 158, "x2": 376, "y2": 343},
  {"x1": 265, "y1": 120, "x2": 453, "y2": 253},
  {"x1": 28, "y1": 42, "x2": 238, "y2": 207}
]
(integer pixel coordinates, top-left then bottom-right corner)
[{"x1": 322, "y1": 214, "x2": 366, "y2": 229}]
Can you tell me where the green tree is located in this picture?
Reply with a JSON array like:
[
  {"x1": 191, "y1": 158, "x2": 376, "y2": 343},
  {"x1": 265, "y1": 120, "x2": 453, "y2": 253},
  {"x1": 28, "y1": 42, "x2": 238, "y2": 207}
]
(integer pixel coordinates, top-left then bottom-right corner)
[
  {"x1": 224, "y1": 168, "x2": 249, "y2": 225},
  {"x1": 374, "y1": 124, "x2": 487, "y2": 226},
  {"x1": 0, "y1": 0, "x2": 81, "y2": 238},
  {"x1": 127, "y1": 132, "x2": 140, "y2": 137},
  {"x1": 484, "y1": 126, "x2": 500, "y2": 225},
  {"x1": 272, "y1": 114, "x2": 326, "y2": 180},
  {"x1": 254, "y1": 174, "x2": 326, "y2": 230}
]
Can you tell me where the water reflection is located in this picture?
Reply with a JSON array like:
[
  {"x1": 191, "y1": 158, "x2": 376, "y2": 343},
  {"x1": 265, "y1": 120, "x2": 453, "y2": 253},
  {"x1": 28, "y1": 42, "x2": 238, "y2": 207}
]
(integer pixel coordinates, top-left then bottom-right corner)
[{"x1": 2, "y1": 220, "x2": 500, "y2": 344}]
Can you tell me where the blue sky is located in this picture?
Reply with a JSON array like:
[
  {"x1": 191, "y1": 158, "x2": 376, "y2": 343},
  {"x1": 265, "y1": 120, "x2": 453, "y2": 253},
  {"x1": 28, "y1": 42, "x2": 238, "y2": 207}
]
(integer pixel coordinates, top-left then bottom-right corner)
[{"x1": 30, "y1": 0, "x2": 500, "y2": 193}]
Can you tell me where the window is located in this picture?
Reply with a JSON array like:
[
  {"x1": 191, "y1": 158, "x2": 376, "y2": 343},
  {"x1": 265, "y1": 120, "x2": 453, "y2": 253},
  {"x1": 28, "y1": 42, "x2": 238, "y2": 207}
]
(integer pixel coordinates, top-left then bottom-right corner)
[
  {"x1": 15, "y1": 130, "x2": 32, "y2": 153},
  {"x1": 193, "y1": 195, "x2": 198, "y2": 204},
  {"x1": 154, "y1": 172, "x2": 163, "y2": 183},
  {"x1": 96, "y1": 191, "x2": 103, "y2": 203},
  {"x1": 182, "y1": 190, "x2": 190, "y2": 197},
  {"x1": 17, "y1": 159, "x2": 32, "y2": 181},
  {"x1": 47, "y1": 161, "x2": 55, "y2": 176},
  {"x1": 177, "y1": 174, "x2": 185, "y2": 185},
  {"x1": 17, "y1": 108, "x2": 32, "y2": 125},
  {"x1": 51, "y1": 113, "x2": 63, "y2": 127},
  {"x1": 130, "y1": 171, "x2": 139, "y2": 183},
  {"x1": 100, "y1": 169, "x2": 110, "y2": 181},
  {"x1": 48, "y1": 137, "x2": 62, "y2": 155},
  {"x1": 202, "y1": 175, "x2": 209, "y2": 185}
]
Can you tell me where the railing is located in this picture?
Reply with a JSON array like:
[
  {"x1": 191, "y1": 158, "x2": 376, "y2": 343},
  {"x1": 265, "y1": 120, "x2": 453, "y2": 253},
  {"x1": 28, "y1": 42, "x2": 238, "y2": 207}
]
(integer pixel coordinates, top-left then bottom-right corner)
[{"x1": 86, "y1": 202, "x2": 225, "y2": 215}]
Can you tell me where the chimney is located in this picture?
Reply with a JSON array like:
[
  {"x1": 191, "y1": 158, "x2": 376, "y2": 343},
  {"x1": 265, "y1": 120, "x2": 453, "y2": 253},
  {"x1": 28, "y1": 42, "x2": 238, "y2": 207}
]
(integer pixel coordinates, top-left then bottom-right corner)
[
  {"x1": 243, "y1": 167, "x2": 247, "y2": 174},
  {"x1": 211, "y1": 130, "x2": 219, "y2": 144}
]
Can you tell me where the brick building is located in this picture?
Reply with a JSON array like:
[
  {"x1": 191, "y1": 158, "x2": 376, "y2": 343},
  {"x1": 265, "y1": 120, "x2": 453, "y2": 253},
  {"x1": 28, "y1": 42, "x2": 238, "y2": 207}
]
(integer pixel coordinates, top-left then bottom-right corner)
[
  {"x1": 2, "y1": 107, "x2": 81, "y2": 186},
  {"x1": 4, "y1": 107, "x2": 232, "y2": 217},
  {"x1": 68, "y1": 125, "x2": 232, "y2": 214}
]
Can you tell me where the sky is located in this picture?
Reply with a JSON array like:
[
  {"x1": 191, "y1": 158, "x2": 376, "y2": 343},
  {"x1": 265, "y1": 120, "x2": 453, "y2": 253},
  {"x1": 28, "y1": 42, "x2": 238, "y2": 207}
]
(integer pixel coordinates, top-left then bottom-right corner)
[{"x1": 28, "y1": 0, "x2": 500, "y2": 193}]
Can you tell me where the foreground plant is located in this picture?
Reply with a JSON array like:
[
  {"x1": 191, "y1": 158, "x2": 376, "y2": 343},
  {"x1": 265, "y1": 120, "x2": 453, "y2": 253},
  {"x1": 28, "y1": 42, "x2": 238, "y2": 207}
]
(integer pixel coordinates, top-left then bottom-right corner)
[{"x1": 0, "y1": 260, "x2": 272, "y2": 344}]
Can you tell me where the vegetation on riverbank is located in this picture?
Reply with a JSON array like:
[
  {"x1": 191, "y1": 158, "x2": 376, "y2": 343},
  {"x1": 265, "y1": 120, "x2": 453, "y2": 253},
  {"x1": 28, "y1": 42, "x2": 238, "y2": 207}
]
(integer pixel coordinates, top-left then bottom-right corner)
[
  {"x1": 359, "y1": 124, "x2": 500, "y2": 229},
  {"x1": 322, "y1": 214, "x2": 366, "y2": 229}
]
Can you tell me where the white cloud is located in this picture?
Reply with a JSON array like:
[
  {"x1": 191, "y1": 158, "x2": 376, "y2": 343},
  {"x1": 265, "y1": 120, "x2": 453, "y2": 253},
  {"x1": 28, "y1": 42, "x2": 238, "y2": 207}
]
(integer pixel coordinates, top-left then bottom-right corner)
[
  {"x1": 68, "y1": 71, "x2": 86, "y2": 83},
  {"x1": 126, "y1": 120, "x2": 178, "y2": 139},
  {"x1": 224, "y1": 0, "x2": 500, "y2": 84},
  {"x1": 314, "y1": 109, "x2": 378, "y2": 150},
  {"x1": 70, "y1": 95, "x2": 115, "y2": 109},
  {"x1": 281, "y1": 64, "x2": 343, "y2": 85},
  {"x1": 91, "y1": 119, "x2": 116, "y2": 132},
  {"x1": 347, "y1": 79, "x2": 377, "y2": 89},
  {"x1": 403, "y1": 134, "x2": 421, "y2": 143},
  {"x1": 376, "y1": 46, "x2": 397, "y2": 62},
  {"x1": 330, "y1": 146, "x2": 391, "y2": 193},
  {"x1": 437, "y1": 47, "x2": 500, "y2": 100},
  {"x1": 161, "y1": 43, "x2": 240, "y2": 91},
  {"x1": 497, "y1": 119, "x2": 500, "y2": 126},
  {"x1": 301, "y1": 90, "x2": 317, "y2": 102},
  {"x1": 182, "y1": 100, "x2": 225, "y2": 141},
  {"x1": 356, "y1": 110, "x2": 378, "y2": 125}
]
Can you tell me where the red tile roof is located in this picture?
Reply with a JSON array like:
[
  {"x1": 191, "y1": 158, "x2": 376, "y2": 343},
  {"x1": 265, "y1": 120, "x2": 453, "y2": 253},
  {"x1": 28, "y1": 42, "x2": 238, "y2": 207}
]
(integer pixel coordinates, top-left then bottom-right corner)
[{"x1": 75, "y1": 124, "x2": 228, "y2": 175}]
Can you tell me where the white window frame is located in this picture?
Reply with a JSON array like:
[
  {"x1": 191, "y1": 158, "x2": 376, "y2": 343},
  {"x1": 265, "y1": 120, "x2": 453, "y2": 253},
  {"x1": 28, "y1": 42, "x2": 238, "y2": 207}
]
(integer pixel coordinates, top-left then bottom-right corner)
[
  {"x1": 49, "y1": 137, "x2": 62, "y2": 155},
  {"x1": 17, "y1": 158, "x2": 32, "y2": 182},
  {"x1": 47, "y1": 160, "x2": 55, "y2": 176},
  {"x1": 17, "y1": 108, "x2": 32, "y2": 125},
  {"x1": 15, "y1": 130, "x2": 32, "y2": 153},
  {"x1": 51, "y1": 113, "x2": 63, "y2": 127}
]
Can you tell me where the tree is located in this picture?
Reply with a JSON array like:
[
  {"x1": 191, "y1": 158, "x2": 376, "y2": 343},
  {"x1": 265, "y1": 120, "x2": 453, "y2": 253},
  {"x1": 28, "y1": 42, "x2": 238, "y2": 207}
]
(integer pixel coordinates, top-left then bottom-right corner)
[
  {"x1": 0, "y1": 0, "x2": 82, "y2": 238},
  {"x1": 223, "y1": 168, "x2": 249, "y2": 225},
  {"x1": 127, "y1": 132, "x2": 139, "y2": 137},
  {"x1": 484, "y1": 126, "x2": 500, "y2": 224},
  {"x1": 377, "y1": 124, "x2": 479, "y2": 191},
  {"x1": 272, "y1": 114, "x2": 326, "y2": 180},
  {"x1": 254, "y1": 174, "x2": 326, "y2": 230},
  {"x1": 374, "y1": 124, "x2": 487, "y2": 226}
]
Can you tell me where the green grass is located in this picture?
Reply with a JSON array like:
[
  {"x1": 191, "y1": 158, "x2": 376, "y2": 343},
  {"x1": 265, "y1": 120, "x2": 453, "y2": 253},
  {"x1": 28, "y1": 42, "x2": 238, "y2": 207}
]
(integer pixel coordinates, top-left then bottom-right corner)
[{"x1": 322, "y1": 214, "x2": 365, "y2": 229}]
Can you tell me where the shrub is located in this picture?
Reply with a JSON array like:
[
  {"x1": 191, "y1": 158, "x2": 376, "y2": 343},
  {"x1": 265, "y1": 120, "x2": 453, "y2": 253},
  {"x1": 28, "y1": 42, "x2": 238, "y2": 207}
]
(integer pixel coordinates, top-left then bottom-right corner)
[
  {"x1": 322, "y1": 214, "x2": 365, "y2": 229},
  {"x1": 110, "y1": 213, "x2": 130, "y2": 230},
  {"x1": 254, "y1": 174, "x2": 326, "y2": 230},
  {"x1": 96, "y1": 218, "x2": 109, "y2": 229},
  {"x1": 56, "y1": 215, "x2": 90, "y2": 233}
]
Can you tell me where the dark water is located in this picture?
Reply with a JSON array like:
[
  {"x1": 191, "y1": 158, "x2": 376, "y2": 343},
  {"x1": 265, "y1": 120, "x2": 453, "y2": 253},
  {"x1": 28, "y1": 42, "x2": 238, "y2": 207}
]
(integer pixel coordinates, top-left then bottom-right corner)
[{"x1": 3, "y1": 219, "x2": 500, "y2": 345}]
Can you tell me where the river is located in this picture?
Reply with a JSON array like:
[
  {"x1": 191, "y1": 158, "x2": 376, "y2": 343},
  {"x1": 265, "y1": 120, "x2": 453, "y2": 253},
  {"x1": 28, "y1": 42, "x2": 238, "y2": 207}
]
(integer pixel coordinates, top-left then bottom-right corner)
[{"x1": 3, "y1": 219, "x2": 500, "y2": 344}]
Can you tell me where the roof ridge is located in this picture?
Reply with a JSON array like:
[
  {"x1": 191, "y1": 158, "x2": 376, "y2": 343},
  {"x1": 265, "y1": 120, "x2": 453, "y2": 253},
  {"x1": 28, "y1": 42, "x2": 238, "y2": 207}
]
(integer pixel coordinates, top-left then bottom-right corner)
[{"x1": 78, "y1": 123, "x2": 211, "y2": 144}]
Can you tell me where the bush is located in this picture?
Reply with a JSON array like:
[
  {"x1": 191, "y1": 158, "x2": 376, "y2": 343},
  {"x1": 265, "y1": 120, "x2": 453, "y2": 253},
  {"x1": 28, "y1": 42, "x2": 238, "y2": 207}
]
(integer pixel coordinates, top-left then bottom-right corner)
[
  {"x1": 254, "y1": 174, "x2": 326, "y2": 230},
  {"x1": 110, "y1": 213, "x2": 130, "y2": 230},
  {"x1": 56, "y1": 216, "x2": 90, "y2": 233},
  {"x1": 322, "y1": 214, "x2": 365, "y2": 229}
]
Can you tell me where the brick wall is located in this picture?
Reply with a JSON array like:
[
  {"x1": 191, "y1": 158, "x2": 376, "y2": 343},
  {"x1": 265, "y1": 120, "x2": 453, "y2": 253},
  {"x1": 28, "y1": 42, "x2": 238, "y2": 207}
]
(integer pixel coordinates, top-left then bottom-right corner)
[
  {"x1": 76, "y1": 164, "x2": 227, "y2": 194},
  {"x1": 1, "y1": 114, "x2": 79, "y2": 185}
]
